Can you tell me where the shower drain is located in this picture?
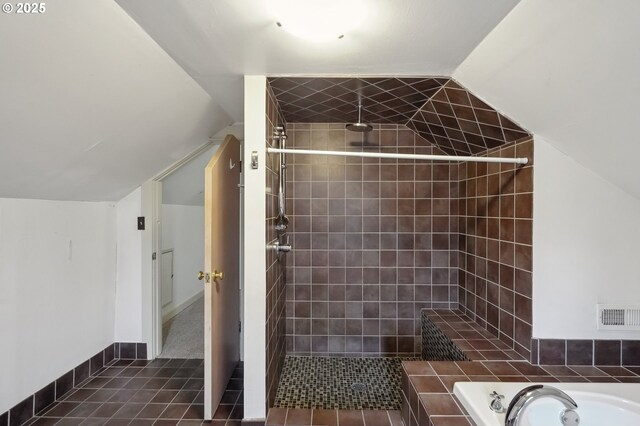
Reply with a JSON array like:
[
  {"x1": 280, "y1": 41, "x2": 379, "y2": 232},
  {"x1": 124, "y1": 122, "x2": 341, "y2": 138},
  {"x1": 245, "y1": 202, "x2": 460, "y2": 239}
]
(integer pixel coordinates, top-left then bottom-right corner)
[{"x1": 351, "y1": 382, "x2": 367, "y2": 392}]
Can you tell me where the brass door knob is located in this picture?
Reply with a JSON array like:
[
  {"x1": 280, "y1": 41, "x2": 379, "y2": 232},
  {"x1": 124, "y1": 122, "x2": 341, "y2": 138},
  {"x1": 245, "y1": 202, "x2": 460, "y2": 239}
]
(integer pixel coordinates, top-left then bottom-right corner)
[{"x1": 212, "y1": 270, "x2": 224, "y2": 282}]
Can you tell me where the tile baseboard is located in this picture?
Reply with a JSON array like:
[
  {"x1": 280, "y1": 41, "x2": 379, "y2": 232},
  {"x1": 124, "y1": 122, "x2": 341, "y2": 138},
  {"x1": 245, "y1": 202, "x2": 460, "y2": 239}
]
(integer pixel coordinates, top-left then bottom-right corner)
[
  {"x1": 1, "y1": 342, "x2": 147, "y2": 426},
  {"x1": 532, "y1": 338, "x2": 640, "y2": 366}
]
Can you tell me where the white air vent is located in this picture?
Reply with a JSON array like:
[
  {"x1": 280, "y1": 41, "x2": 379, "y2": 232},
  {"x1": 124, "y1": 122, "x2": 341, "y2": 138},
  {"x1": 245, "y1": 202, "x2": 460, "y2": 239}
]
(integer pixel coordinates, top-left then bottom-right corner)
[{"x1": 597, "y1": 304, "x2": 640, "y2": 330}]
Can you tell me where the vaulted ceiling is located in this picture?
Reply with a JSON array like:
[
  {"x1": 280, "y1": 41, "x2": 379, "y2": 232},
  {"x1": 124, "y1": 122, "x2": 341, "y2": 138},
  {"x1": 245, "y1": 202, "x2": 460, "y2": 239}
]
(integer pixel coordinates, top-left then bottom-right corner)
[
  {"x1": 0, "y1": 0, "x2": 232, "y2": 201},
  {"x1": 0, "y1": 0, "x2": 523, "y2": 201},
  {"x1": 3, "y1": 0, "x2": 640, "y2": 201},
  {"x1": 115, "y1": 0, "x2": 522, "y2": 123},
  {"x1": 454, "y1": 0, "x2": 640, "y2": 199}
]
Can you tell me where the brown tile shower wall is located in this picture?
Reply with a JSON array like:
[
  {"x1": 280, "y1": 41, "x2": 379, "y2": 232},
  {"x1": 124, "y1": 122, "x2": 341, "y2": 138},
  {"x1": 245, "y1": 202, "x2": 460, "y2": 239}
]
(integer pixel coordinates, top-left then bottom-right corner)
[
  {"x1": 458, "y1": 138, "x2": 534, "y2": 360},
  {"x1": 284, "y1": 123, "x2": 459, "y2": 357},
  {"x1": 266, "y1": 83, "x2": 287, "y2": 408}
]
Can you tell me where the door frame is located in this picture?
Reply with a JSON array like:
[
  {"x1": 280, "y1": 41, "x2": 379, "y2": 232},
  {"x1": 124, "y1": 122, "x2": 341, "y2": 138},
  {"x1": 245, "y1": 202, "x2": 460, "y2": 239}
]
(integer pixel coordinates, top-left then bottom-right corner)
[{"x1": 140, "y1": 136, "x2": 245, "y2": 360}]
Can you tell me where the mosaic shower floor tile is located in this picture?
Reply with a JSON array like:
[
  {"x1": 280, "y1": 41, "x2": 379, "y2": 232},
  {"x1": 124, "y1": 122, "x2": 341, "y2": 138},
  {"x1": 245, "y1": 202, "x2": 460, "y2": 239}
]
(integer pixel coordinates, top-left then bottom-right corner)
[{"x1": 273, "y1": 356, "x2": 417, "y2": 410}]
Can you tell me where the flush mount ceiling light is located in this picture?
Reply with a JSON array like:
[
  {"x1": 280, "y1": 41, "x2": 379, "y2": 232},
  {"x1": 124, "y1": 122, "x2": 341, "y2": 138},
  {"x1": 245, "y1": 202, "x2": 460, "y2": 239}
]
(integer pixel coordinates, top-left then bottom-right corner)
[{"x1": 271, "y1": 0, "x2": 368, "y2": 42}]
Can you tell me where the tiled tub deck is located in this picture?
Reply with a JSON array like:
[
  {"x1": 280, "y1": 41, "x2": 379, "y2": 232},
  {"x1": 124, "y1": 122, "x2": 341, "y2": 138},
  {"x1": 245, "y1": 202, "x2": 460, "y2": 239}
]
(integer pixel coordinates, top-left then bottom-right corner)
[
  {"x1": 404, "y1": 311, "x2": 639, "y2": 426},
  {"x1": 401, "y1": 360, "x2": 640, "y2": 426}
]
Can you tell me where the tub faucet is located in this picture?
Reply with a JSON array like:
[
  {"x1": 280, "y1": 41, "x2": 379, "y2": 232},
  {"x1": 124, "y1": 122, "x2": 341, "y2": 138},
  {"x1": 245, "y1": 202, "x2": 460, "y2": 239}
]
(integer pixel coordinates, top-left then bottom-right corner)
[{"x1": 505, "y1": 385, "x2": 579, "y2": 426}]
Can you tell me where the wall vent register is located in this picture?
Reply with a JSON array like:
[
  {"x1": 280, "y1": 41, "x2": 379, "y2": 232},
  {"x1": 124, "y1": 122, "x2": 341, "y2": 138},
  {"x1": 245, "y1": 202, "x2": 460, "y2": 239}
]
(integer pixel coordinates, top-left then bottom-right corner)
[{"x1": 597, "y1": 304, "x2": 640, "y2": 330}]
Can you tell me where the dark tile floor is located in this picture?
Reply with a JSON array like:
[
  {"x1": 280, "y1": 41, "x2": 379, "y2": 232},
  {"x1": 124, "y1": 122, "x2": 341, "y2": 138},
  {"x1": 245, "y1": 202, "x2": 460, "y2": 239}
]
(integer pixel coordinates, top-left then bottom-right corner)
[
  {"x1": 25, "y1": 359, "x2": 243, "y2": 426},
  {"x1": 266, "y1": 408, "x2": 402, "y2": 426}
]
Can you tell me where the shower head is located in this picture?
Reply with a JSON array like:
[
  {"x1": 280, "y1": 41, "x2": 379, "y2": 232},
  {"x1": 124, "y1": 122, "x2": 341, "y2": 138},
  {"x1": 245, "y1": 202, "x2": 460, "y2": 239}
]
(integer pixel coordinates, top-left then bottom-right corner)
[
  {"x1": 346, "y1": 103, "x2": 373, "y2": 133},
  {"x1": 346, "y1": 122, "x2": 373, "y2": 132}
]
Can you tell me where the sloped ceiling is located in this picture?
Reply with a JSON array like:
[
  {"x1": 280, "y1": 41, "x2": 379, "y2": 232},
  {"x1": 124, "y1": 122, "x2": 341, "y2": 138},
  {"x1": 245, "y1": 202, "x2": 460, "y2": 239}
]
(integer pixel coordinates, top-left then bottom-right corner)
[
  {"x1": 8, "y1": 0, "x2": 636, "y2": 200},
  {"x1": 162, "y1": 125, "x2": 243, "y2": 206},
  {"x1": 0, "y1": 0, "x2": 232, "y2": 201},
  {"x1": 407, "y1": 80, "x2": 530, "y2": 155},
  {"x1": 269, "y1": 77, "x2": 530, "y2": 155},
  {"x1": 115, "y1": 0, "x2": 522, "y2": 123},
  {"x1": 453, "y1": 0, "x2": 640, "y2": 199},
  {"x1": 162, "y1": 144, "x2": 218, "y2": 207}
]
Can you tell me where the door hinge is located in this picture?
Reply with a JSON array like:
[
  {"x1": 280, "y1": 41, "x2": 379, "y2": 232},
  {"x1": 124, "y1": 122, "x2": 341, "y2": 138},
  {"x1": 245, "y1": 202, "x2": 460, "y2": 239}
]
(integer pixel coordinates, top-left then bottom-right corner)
[
  {"x1": 152, "y1": 252, "x2": 156, "y2": 260},
  {"x1": 239, "y1": 160, "x2": 242, "y2": 173},
  {"x1": 238, "y1": 321, "x2": 242, "y2": 332}
]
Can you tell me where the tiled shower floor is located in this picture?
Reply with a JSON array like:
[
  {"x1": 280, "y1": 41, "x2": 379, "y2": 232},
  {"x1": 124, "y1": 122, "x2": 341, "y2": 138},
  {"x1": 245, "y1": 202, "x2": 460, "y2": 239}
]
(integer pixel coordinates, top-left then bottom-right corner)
[{"x1": 273, "y1": 356, "x2": 416, "y2": 410}]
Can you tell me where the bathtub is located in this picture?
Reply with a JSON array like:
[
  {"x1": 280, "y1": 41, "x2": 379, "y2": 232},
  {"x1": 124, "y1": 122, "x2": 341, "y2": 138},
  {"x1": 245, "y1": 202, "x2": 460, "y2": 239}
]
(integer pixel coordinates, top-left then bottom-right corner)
[{"x1": 454, "y1": 381, "x2": 640, "y2": 426}]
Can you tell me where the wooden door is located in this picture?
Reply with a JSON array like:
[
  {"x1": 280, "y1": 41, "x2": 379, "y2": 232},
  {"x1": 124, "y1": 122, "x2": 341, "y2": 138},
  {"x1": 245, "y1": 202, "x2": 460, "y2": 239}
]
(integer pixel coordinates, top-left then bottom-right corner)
[{"x1": 203, "y1": 135, "x2": 241, "y2": 419}]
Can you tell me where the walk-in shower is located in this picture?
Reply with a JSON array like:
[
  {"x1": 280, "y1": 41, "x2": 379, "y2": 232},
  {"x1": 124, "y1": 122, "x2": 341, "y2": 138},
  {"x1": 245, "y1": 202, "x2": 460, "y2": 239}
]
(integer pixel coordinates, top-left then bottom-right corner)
[
  {"x1": 267, "y1": 124, "x2": 528, "y2": 410},
  {"x1": 265, "y1": 76, "x2": 534, "y2": 413}
]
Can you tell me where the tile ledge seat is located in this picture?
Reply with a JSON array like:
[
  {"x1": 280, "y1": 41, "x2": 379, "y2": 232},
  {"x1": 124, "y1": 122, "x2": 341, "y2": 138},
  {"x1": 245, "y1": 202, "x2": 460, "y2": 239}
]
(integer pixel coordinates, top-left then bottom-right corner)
[{"x1": 422, "y1": 309, "x2": 526, "y2": 363}]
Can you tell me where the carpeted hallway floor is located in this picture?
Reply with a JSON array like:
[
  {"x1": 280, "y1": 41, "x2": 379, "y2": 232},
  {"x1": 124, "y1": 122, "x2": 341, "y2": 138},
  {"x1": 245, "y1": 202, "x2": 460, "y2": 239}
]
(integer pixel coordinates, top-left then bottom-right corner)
[{"x1": 160, "y1": 296, "x2": 204, "y2": 359}]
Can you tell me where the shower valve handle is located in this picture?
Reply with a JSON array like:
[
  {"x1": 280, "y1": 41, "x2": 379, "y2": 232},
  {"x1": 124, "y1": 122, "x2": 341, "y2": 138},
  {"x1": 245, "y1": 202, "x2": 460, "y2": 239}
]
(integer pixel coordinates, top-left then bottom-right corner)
[{"x1": 267, "y1": 240, "x2": 292, "y2": 253}]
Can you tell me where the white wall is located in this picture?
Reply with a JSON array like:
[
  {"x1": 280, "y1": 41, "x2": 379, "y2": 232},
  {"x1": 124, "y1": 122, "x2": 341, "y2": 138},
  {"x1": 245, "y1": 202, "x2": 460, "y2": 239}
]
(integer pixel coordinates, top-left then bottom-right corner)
[
  {"x1": 243, "y1": 76, "x2": 267, "y2": 420},
  {"x1": 0, "y1": 198, "x2": 116, "y2": 413},
  {"x1": 453, "y1": 0, "x2": 640, "y2": 200},
  {"x1": 161, "y1": 204, "x2": 204, "y2": 319},
  {"x1": 533, "y1": 138, "x2": 640, "y2": 339},
  {"x1": 114, "y1": 187, "x2": 143, "y2": 342}
]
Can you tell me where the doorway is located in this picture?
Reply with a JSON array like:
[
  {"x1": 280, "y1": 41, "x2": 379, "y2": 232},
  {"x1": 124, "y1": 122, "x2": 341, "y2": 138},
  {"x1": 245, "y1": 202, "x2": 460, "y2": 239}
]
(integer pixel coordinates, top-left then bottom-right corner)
[
  {"x1": 158, "y1": 194, "x2": 205, "y2": 358},
  {"x1": 144, "y1": 128, "x2": 244, "y2": 420},
  {"x1": 153, "y1": 144, "x2": 213, "y2": 358}
]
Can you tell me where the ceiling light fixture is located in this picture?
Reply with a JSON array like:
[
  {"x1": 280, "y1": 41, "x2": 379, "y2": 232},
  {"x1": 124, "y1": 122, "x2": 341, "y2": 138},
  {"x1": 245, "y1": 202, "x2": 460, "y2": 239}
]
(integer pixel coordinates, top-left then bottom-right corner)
[{"x1": 271, "y1": 0, "x2": 368, "y2": 42}]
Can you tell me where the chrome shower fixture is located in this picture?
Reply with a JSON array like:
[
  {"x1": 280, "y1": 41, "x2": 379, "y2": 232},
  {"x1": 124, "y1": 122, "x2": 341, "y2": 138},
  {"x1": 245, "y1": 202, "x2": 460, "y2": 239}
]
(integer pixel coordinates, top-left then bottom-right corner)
[
  {"x1": 274, "y1": 126, "x2": 289, "y2": 232},
  {"x1": 346, "y1": 103, "x2": 373, "y2": 133}
]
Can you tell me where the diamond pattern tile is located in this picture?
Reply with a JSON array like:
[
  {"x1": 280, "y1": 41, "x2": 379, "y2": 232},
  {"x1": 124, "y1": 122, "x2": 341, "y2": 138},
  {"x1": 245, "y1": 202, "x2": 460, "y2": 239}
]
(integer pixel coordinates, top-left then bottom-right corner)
[
  {"x1": 406, "y1": 80, "x2": 531, "y2": 156},
  {"x1": 268, "y1": 77, "x2": 447, "y2": 125},
  {"x1": 267, "y1": 77, "x2": 531, "y2": 156}
]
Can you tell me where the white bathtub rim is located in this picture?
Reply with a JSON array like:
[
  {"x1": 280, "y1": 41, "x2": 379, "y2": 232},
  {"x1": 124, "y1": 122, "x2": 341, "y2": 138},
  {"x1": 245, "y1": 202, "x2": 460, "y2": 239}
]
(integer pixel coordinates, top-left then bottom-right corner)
[{"x1": 453, "y1": 381, "x2": 640, "y2": 426}]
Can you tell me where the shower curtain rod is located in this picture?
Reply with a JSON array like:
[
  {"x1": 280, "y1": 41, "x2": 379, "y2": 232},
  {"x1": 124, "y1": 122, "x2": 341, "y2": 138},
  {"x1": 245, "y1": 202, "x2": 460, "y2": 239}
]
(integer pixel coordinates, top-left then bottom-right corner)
[{"x1": 267, "y1": 147, "x2": 528, "y2": 165}]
